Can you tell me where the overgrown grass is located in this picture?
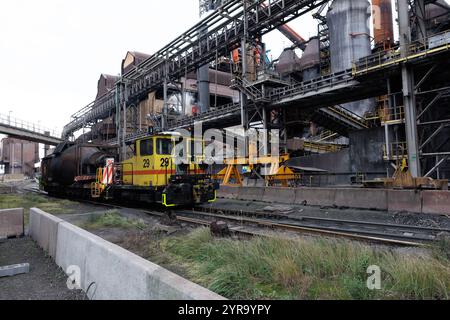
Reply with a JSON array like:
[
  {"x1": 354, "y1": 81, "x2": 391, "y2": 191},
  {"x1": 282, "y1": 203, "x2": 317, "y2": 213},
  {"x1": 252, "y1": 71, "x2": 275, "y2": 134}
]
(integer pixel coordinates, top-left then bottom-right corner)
[
  {"x1": 0, "y1": 194, "x2": 78, "y2": 225},
  {"x1": 156, "y1": 229, "x2": 450, "y2": 300},
  {"x1": 0, "y1": 194, "x2": 76, "y2": 213},
  {"x1": 82, "y1": 210, "x2": 147, "y2": 230}
]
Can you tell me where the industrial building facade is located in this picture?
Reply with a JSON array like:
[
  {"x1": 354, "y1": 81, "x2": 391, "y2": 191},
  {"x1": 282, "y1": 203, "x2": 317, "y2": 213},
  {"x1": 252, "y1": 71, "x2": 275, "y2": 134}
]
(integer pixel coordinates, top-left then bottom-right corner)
[
  {"x1": 56, "y1": 0, "x2": 450, "y2": 189},
  {"x1": 0, "y1": 137, "x2": 39, "y2": 177}
]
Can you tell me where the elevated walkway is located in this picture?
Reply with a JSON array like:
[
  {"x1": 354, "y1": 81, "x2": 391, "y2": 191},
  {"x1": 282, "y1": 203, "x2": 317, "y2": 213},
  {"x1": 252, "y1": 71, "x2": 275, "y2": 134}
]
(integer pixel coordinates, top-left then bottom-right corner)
[{"x1": 0, "y1": 113, "x2": 62, "y2": 146}]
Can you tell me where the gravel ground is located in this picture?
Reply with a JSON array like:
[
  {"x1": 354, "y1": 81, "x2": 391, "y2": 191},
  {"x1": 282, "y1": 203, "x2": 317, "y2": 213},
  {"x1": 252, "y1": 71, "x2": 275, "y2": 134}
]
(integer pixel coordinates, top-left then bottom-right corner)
[
  {"x1": 201, "y1": 198, "x2": 450, "y2": 229},
  {"x1": 0, "y1": 237, "x2": 86, "y2": 300}
]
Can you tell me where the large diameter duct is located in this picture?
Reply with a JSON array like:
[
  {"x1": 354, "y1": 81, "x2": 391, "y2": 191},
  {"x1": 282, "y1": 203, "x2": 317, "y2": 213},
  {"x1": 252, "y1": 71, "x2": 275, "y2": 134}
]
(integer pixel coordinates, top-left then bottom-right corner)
[
  {"x1": 198, "y1": 60, "x2": 210, "y2": 114},
  {"x1": 278, "y1": 24, "x2": 307, "y2": 50},
  {"x1": 327, "y1": 0, "x2": 374, "y2": 116},
  {"x1": 372, "y1": 0, "x2": 394, "y2": 48},
  {"x1": 327, "y1": 0, "x2": 372, "y2": 72}
]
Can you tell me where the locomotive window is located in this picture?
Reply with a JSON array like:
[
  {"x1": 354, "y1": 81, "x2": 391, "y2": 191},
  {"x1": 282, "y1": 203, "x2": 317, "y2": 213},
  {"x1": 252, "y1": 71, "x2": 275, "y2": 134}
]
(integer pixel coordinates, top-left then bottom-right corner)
[
  {"x1": 157, "y1": 138, "x2": 174, "y2": 155},
  {"x1": 140, "y1": 139, "x2": 153, "y2": 156}
]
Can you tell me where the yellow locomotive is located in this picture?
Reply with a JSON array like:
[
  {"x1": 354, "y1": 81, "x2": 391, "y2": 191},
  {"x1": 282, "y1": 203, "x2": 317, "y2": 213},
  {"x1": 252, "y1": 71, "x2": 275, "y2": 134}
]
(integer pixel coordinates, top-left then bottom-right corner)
[
  {"x1": 120, "y1": 133, "x2": 219, "y2": 207},
  {"x1": 87, "y1": 132, "x2": 218, "y2": 207}
]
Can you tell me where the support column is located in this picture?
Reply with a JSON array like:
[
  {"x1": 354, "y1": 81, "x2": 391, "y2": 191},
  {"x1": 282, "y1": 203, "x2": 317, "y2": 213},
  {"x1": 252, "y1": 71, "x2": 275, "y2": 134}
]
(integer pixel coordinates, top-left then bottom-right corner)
[
  {"x1": 115, "y1": 82, "x2": 122, "y2": 159},
  {"x1": 240, "y1": 1, "x2": 250, "y2": 157},
  {"x1": 198, "y1": 37, "x2": 210, "y2": 114},
  {"x1": 122, "y1": 101, "x2": 127, "y2": 161},
  {"x1": 162, "y1": 77, "x2": 169, "y2": 131},
  {"x1": 398, "y1": 0, "x2": 421, "y2": 177},
  {"x1": 415, "y1": 0, "x2": 427, "y2": 42}
]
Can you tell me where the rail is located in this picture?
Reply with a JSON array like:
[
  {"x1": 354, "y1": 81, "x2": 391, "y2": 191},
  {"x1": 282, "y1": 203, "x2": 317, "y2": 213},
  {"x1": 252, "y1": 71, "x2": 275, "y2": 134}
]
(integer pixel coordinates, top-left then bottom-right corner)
[
  {"x1": 266, "y1": 69, "x2": 355, "y2": 103},
  {"x1": 312, "y1": 130, "x2": 339, "y2": 142},
  {"x1": 168, "y1": 102, "x2": 242, "y2": 130},
  {"x1": 384, "y1": 142, "x2": 408, "y2": 161},
  {"x1": 352, "y1": 29, "x2": 450, "y2": 76},
  {"x1": 303, "y1": 141, "x2": 345, "y2": 154},
  {"x1": 326, "y1": 105, "x2": 369, "y2": 129},
  {"x1": 180, "y1": 209, "x2": 431, "y2": 246}
]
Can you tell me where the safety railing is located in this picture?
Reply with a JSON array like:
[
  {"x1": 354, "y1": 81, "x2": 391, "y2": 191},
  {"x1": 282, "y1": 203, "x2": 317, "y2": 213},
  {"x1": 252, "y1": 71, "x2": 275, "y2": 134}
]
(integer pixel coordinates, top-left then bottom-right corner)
[
  {"x1": 0, "y1": 113, "x2": 61, "y2": 138},
  {"x1": 303, "y1": 141, "x2": 345, "y2": 154},
  {"x1": 267, "y1": 69, "x2": 354, "y2": 103},
  {"x1": 312, "y1": 130, "x2": 339, "y2": 142},
  {"x1": 378, "y1": 105, "x2": 405, "y2": 124},
  {"x1": 353, "y1": 29, "x2": 450, "y2": 76},
  {"x1": 383, "y1": 142, "x2": 408, "y2": 161},
  {"x1": 168, "y1": 102, "x2": 242, "y2": 129},
  {"x1": 327, "y1": 105, "x2": 369, "y2": 129}
]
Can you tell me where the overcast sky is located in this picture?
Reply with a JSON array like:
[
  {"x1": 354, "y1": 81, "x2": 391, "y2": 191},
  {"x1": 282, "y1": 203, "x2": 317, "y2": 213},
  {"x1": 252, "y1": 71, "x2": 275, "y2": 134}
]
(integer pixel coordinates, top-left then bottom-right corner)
[{"x1": 0, "y1": 0, "x2": 319, "y2": 136}]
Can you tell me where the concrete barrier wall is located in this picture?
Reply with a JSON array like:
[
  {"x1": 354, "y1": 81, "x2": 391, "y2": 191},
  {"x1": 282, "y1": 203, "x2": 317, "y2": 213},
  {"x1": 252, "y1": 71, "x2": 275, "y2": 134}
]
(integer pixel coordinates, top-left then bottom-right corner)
[
  {"x1": 218, "y1": 185, "x2": 450, "y2": 215},
  {"x1": 29, "y1": 209, "x2": 224, "y2": 300},
  {"x1": 218, "y1": 186, "x2": 239, "y2": 200},
  {"x1": 335, "y1": 189, "x2": 388, "y2": 211},
  {"x1": 294, "y1": 188, "x2": 337, "y2": 207},
  {"x1": 0, "y1": 208, "x2": 23, "y2": 238},
  {"x1": 262, "y1": 187, "x2": 296, "y2": 204},
  {"x1": 29, "y1": 208, "x2": 64, "y2": 258},
  {"x1": 422, "y1": 191, "x2": 450, "y2": 215},
  {"x1": 387, "y1": 190, "x2": 422, "y2": 213},
  {"x1": 235, "y1": 187, "x2": 265, "y2": 202}
]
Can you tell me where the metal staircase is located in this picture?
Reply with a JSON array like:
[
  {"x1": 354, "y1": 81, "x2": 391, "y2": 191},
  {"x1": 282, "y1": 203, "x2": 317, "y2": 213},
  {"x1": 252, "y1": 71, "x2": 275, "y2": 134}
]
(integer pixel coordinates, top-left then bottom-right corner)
[
  {"x1": 311, "y1": 106, "x2": 369, "y2": 137},
  {"x1": 231, "y1": 77, "x2": 269, "y2": 103}
]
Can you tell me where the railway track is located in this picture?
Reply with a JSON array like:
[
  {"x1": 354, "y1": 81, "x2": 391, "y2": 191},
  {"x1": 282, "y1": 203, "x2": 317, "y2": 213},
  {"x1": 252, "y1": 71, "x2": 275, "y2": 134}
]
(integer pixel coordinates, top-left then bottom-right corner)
[
  {"x1": 192, "y1": 206, "x2": 450, "y2": 242},
  {"x1": 22, "y1": 185, "x2": 448, "y2": 247},
  {"x1": 175, "y1": 209, "x2": 441, "y2": 247}
]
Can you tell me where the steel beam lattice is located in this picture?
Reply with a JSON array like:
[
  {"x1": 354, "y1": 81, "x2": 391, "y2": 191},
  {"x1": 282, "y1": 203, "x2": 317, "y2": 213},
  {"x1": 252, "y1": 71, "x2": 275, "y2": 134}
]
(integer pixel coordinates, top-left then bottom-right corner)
[{"x1": 62, "y1": 0, "x2": 328, "y2": 138}]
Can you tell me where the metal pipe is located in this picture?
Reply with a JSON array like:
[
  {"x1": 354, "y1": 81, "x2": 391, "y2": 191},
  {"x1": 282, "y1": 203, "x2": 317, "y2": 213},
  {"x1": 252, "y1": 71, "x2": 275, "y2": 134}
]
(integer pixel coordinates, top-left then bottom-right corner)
[{"x1": 372, "y1": 0, "x2": 394, "y2": 47}]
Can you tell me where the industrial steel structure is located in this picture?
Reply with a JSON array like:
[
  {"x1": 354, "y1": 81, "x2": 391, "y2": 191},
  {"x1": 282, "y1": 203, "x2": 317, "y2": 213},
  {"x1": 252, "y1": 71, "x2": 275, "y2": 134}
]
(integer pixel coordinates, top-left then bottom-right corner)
[{"x1": 61, "y1": 0, "x2": 450, "y2": 186}]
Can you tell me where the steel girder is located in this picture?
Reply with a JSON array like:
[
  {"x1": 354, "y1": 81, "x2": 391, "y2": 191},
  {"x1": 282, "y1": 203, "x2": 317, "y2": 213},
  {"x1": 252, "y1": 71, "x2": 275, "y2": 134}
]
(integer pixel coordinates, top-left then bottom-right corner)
[{"x1": 62, "y1": 0, "x2": 328, "y2": 138}]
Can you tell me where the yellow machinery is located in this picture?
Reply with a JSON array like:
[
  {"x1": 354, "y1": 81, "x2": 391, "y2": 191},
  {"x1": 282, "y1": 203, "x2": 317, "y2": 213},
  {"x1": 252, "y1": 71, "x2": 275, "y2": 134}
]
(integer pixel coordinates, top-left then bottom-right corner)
[{"x1": 364, "y1": 158, "x2": 448, "y2": 190}]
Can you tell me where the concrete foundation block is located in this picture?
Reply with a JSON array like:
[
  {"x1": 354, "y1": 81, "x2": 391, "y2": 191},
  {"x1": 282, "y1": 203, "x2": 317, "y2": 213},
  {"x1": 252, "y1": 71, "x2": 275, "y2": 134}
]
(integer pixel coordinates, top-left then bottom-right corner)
[
  {"x1": 422, "y1": 191, "x2": 450, "y2": 215},
  {"x1": 29, "y1": 208, "x2": 64, "y2": 258},
  {"x1": 0, "y1": 263, "x2": 30, "y2": 278},
  {"x1": 217, "y1": 186, "x2": 239, "y2": 200},
  {"x1": 262, "y1": 187, "x2": 296, "y2": 204},
  {"x1": 0, "y1": 208, "x2": 24, "y2": 238},
  {"x1": 236, "y1": 187, "x2": 265, "y2": 202},
  {"x1": 294, "y1": 188, "x2": 337, "y2": 207},
  {"x1": 387, "y1": 190, "x2": 422, "y2": 213},
  {"x1": 334, "y1": 189, "x2": 388, "y2": 210}
]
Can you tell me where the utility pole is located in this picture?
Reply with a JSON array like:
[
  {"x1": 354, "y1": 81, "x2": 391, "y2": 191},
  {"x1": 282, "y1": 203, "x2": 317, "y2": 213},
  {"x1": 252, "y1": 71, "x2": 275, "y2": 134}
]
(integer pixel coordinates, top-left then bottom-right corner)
[{"x1": 398, "y1": 0, "x2": 421, "y2": 177}]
